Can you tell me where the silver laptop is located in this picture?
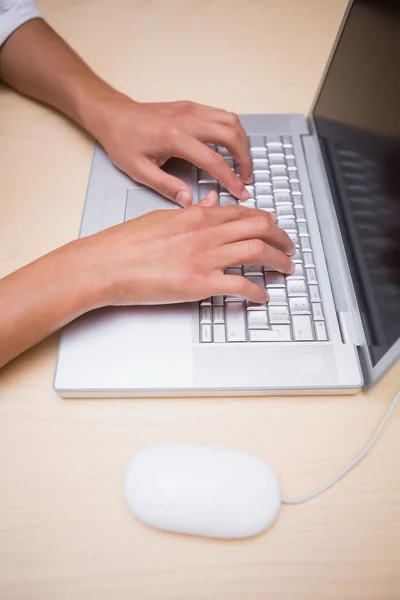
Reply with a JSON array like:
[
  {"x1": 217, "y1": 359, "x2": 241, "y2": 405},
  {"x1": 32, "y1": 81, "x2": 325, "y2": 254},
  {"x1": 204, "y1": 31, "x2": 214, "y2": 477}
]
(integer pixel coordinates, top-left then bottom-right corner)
[{"x1": 54, "y1": 0, "x2": 400, "y2": 397}]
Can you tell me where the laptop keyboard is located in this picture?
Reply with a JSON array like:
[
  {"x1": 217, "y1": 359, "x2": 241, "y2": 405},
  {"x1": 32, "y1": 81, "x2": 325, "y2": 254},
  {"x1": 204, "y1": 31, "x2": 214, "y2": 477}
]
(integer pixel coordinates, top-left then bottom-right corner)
[{"x1": 198, "y1": 135, "x2": 328, "y2": 343}]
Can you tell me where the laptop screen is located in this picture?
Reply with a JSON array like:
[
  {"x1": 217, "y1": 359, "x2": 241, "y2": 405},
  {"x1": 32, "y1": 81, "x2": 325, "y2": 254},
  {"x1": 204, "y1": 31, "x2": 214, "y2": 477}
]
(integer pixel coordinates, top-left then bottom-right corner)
[{"x1": 312, "y1": 0, "x2": 400, "y2": 367}]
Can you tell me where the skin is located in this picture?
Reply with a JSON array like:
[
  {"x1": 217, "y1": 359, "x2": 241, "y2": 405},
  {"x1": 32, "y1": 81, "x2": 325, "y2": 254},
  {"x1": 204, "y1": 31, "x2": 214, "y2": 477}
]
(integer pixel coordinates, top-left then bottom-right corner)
[{"x1": 0, "y1": 18, "x2": 295, "y2": 369}]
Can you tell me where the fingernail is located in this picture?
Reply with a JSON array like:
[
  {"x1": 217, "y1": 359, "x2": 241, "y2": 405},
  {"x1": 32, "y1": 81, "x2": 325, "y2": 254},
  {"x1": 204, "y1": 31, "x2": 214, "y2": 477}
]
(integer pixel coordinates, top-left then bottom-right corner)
[
  {"x1": 176, "y1": 190, "x2": 191, "y2": 206},
  {"x1": 265, "y1": 291, "x2": 270, "y2": 302},
  {"x1": 240, "y1": 187, "x2": 251, "y2": 200},
  {"x1": 289, "y1": 260, "x2": 295, "y2": 274}
]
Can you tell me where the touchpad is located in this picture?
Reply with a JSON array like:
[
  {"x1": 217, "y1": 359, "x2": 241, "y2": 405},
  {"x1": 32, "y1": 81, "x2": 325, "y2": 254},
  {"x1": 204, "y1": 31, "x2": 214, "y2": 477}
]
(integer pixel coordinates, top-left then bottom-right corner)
[
  {"x1": 125, "y1": 157, "x2": 196, "y2": 221},
  {"x1": 125, "y1": 188, "x2": 179, "y2": 221}
]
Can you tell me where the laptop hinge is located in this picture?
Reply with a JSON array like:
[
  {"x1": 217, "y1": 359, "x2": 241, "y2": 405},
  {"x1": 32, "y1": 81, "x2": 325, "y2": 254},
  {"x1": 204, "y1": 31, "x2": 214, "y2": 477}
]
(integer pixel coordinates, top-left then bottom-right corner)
[{"x1": 338, "y1": 311, "x2": 360, "y2": 346}]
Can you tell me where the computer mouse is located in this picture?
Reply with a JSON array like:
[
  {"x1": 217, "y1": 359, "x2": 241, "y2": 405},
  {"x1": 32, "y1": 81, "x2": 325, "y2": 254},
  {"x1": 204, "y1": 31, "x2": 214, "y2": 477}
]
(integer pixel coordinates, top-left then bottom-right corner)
[{"x1": 124, "y1": 443, "x2": 281, "y2": 539}]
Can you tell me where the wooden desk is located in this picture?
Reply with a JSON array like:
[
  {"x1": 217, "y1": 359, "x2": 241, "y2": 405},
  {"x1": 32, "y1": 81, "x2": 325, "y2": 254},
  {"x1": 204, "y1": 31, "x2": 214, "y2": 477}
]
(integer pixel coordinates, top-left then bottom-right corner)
[{"x1": 1, "y1": 1, "x2": 399, "y2": 598}]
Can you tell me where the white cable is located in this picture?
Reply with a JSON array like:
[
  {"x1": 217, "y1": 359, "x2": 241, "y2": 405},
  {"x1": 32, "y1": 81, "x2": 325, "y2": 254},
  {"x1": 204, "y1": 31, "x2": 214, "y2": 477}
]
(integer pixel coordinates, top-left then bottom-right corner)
[{"x1": 281, "y1": 388, "x2": 400, "y2": 505}]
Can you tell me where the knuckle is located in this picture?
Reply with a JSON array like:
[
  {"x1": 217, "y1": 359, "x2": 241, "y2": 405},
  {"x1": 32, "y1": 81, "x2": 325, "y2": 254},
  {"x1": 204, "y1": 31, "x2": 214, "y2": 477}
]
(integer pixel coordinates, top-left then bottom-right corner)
[
  {"x1": 226, "y1": 127, "x2": 241, "y2": 146},
  {"x1": 227, "y1": 111, "x2": 240, "y2": 125},
  {"x1": 252, "y1": 214, "x2": 270, "y2": 232},
  {"x1": 207, "y1": 149, "x2": 225, "y2": 169},
  {"x1": 230, "y1": 275, "x2": 247, "y2": 295},
  {"x1": 168, "y1": 125, "x2": 182, "y2": 140},
  {"x1": 247, "y1": 238, "x2": 265, "y2": 259}
]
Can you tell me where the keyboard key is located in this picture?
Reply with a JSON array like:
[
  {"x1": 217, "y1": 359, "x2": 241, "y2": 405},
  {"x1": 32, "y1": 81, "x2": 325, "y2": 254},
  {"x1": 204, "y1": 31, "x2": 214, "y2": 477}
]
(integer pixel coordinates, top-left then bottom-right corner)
[
  {"x1": 270, "y1": 165, "x2": 288, "y2": 177},
  {"x1": 213, "y1": 306, "x2": 225, "y2": 324},
  {"x1": 273, "y1": 180, "x2": 290, "y2": 192},
  {"x1": 276, "y1": 204, "x2": 294, "y2": 218},
  {"x1": 201, "y1": 324, "x2": 212, "y2": 342},
  {"x1": 224, "y1": 157, "x2": 235, "y2": 168},
  {"x1": 298, "y1": 222, "x2": 309, "y2": 236},
  {"x1": 274, "y1": 191, "x2": 292, "y2": 204},
  {"x1": 269, "y1": 155, "x2": 286, "y2": 167},
  {"x1": 292, "y1": 315, "x2": 314, "y2": 341},
  {"x1": 291, "y1": 248, "x2": 302, "y2": 262},
  {"x1": 309, "y1": 285, "x2": 321, "y2": 302},
  {"x1": 284, "y1": 147, "x2": 295, "y2": 158},
  {"x1": 249, "y1": 327, "x2": 291, "y2": 342},
  {"x1": 286, "y1": 158, "x2": 297, "y2": 169},
  {"x1": 249, "y1": 135, "x2": 265, "y2": 149},
  {"x1": 314, "y1": 321, "x2": 328, "y2": 341},
  {"x1": 200, "y1": 297, "x2": 212, "y2": 306},
  {"x1": 265, "y1": 272, "x2": 285, "y2": 287},
  {"x1": 245, "y1": 185, "x2": 255, "y2": 197},
  {"x1": 254, "y1": 171, "x2": 271, "y2": 183},
  {"x1": 266, "y1": 135, "x2": 282, "y2": 145},
  {"x1": 311, "y1": 303, "x2": 324, "y2": 320},
  {"x1": 303, "y1": 252, "x2": 315, "y2": 267},
  {"x1": 247, "y1": 310, "x2": 268, "y2": 329},
  {"x1": 239, "y1": 199, "x2": 256, "y2": 209},
  {"x1": 253, "y1": 158, "x2": 269, "y2": 170},
  {"x1": 246, "y1": 300, "x2": 268, "y2": 311},
  {"x1": 269, "y1": 305, "x2": 290, "y2": 324},
  {"x1": 244, "y1": 264, "x2": 264, "y2": 275},
  {"x1": 255, "y1": 183, "x2": 272, "y2": 196},
  {"x1": 198, "y1": 169, "x2": 216, "y2": 183},
  {"x1": 268, "y1": 288, "x2": 288, "y2": 305},
  {"x1": 277, "y1": 217, "x2": 297, "y2": 231},
  {"x1": 289, "y1": 297, "x2": 310, "y2": 314},
  {"x1": 293, "y1": 195, "x2": 304, "y2": 208},
  {"x1": 219, "y1": 194, "x2": 237, "y2": 206},
  {"x1": 226, "y1": 302, "x2": 247, "y2": 341},
  {"x1": 199, "y1": 183, "x2": 218, "y2": 197},
  {"x1": 300, "y1": 237, "x2": 312, "y2": 252},
  {"x1": 200, "y1": 306, "x2": 212, "y2": 324},
  {"x1": 287, "y1": 279, "x2": 308, "y2": 296},
  {"x1": 282, "y1": 136, "x2": 292, "y2": 147},
  {"x1": 306, "y1": 268, "x2": 318, "y2": 284},
  {"x1": 251, "y1": 148, "x2": 268, "y2": 159},
  {"x1": 256, "y1": 195, "x2": 274, "y2": 209},
  {"x1": 288, "y1": 172, "x2": 299, "y2": 183},
  {"x1": 213, "y1": 324, "x2": 226, "y2": 342},
  {"x1": 291, "y1": 182, "x2": 301, "y2": 194},
  {"x1": 217, "y1": 146, "x2": 231, "y2": 156},
  {"x1": 271, "y1": 324, "x2": 292, "y2": 340},
  {"x1": 295, "y1": 208, "x2": 306, "y2": 221},
  {"x1": 246, "y1": 275, "x2": 265, "y2": 290},
  {"x1": 287, "y1": 231, "x2": 299, "y2": 246},
  {"x1": 213, "y1": 295, "x2": 224, "y2": 306},
  {"x1": 286, "y1": 263, "x2": 305, "y2": 279},
  {"x1": 225, "y1": 266, "x2": 243, "y2": 275}
]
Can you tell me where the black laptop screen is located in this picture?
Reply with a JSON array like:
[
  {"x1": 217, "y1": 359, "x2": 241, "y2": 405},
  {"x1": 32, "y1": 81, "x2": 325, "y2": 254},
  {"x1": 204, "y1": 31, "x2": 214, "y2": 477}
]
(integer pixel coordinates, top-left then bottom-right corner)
[{"x1": 313, "y1": 0, "x2": 400, "y2": 366}]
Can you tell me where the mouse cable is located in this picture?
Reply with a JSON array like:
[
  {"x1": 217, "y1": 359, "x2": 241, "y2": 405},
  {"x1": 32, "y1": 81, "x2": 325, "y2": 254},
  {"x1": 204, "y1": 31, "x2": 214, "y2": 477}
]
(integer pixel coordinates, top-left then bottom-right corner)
[{"x1": 281, "y1": 388, "x2": 400, "y2": 505}]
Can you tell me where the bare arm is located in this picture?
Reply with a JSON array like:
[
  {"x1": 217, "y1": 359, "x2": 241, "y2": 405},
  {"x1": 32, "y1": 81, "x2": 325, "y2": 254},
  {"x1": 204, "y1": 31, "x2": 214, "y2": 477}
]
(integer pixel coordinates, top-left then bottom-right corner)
[{"x1": 0, "y1": 18, "x2": 252, "y2": 204}]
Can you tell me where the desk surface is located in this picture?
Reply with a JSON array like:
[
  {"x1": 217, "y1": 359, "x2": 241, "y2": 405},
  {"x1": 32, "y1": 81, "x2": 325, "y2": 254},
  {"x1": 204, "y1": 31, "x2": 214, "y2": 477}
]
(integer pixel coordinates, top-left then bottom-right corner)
[{"x1": 1, "y1": 1, "x2": 400, "y2": 599}]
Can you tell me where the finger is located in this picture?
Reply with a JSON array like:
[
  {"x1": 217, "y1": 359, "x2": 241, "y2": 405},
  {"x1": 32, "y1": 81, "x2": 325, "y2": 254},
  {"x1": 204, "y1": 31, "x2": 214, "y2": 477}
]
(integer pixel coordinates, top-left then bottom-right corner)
[
  {"x1": 216, "y1": 274, "x2": 269, "y2": 304},
  {"x1": 212, "y1": 239, "x2": 295, "y2": 274},
  {"x1": 132, "y1": 158, "x2": 193, "y2": 206},
  {"x1": 173, "y1": 133, "x2": 250, "y2": 201},
  {"x1": 189, "y1": 116, "x2": 253, "y2": 183},
  {"x1": 198, "y1": 191, "x2": 219, "y2": 207},
  {"x1": 208, "y1": 214, "x2": 295, "y2": 255}
]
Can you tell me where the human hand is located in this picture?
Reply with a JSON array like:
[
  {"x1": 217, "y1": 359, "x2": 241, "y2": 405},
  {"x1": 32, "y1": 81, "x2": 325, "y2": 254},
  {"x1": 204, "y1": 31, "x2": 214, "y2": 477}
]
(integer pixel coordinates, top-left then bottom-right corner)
[
  {"x1": 78, "y1": 192, "x2": 295, "y2": 309},
  {"x1": 88, "y1": 94, "x2": 253, "y2": 207}
]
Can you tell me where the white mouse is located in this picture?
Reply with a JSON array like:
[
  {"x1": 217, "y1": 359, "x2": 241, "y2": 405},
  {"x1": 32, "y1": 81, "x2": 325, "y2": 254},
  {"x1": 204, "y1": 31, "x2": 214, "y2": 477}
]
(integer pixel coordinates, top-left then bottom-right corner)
[{"x1": 124, "y1": 443, "x2": 281, "y2": 539}]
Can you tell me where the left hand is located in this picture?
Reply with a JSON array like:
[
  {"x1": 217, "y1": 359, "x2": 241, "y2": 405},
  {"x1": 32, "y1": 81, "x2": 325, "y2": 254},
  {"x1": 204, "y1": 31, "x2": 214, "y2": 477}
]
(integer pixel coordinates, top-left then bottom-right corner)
[{"x1": 89, "y1": 94, "x2": 253, "y2": 207}]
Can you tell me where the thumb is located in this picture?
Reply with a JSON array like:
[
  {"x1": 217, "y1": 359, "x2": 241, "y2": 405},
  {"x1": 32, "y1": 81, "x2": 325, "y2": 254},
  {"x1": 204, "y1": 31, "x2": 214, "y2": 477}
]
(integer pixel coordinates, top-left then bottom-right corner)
[
  {"x1": 198, "y1": 191, "x2": 219, "y2": 207},
  {"x1": 134, "y1": 159, "x2": 193, "y2": 207}
]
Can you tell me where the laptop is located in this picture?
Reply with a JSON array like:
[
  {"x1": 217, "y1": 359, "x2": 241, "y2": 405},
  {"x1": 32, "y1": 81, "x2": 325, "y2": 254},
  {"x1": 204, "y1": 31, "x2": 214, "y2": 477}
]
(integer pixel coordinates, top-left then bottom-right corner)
[{"x1": 54, "y1": 0, "x2": 400, "y2": 397}]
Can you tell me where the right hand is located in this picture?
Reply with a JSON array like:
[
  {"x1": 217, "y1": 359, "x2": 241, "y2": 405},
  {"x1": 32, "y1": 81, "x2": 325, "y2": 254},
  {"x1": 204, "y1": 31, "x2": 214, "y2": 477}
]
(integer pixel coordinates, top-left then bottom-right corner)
[{"x1": 78, "y1": 193, "x2": 295, "y2": 309}]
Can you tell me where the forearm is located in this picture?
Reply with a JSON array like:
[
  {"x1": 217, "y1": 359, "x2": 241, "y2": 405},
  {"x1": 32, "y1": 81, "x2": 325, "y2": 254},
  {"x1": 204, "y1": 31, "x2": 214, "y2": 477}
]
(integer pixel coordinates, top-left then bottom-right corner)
[
  {"x1": 0, "y1": 240, "x2": 97, "y2": 368},
  {"x1": 0, "y1": 18, "x2": 116, "y2": 136}
]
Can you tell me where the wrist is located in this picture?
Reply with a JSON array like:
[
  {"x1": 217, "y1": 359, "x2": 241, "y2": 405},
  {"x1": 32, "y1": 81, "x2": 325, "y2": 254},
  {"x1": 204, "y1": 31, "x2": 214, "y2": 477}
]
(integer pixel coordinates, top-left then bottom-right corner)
[{"x1": 76, "y1": 80, "x2": 137, "y2": 144}]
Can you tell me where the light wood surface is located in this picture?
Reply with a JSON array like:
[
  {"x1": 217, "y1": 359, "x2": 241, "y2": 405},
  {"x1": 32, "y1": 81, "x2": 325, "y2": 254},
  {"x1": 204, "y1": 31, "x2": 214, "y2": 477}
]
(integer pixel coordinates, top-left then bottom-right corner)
[{"x1": 1, "y1": 1, "x2": 399, "y2": 599}]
